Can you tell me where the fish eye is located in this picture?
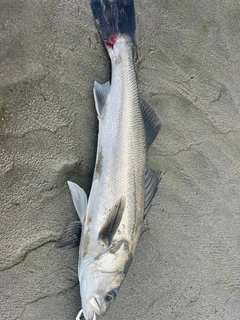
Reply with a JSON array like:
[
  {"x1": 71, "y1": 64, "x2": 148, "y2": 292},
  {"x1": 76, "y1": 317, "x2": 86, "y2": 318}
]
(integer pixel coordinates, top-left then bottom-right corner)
[{"x1": 105, "y1": 290, "x2": 117, "y2": 303}]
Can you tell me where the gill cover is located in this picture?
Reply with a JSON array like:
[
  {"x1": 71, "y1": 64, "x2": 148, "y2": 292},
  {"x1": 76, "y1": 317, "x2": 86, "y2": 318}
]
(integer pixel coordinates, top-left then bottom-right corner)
[{"x1": 95, "y1": 239, "x2": 131, "y2": 273}]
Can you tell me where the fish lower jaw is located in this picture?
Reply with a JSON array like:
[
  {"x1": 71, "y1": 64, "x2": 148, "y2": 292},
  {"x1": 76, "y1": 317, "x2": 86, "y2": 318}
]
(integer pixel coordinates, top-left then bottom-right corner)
[
  {"x1": 76, "y1": 309, "x2": 97, "y2": 320},
  {"x1": 89, "y1": 297, "x2": 103, "y2": 314}
]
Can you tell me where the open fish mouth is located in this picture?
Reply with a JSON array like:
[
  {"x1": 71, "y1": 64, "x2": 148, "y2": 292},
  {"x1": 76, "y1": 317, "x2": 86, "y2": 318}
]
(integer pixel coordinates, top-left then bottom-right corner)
[
  {"x1": 75, "y1": 297, "x2": 103, "y2": 320},
  {"x1": 89, "y1": 297, "x2": 105, "y2": 316}
]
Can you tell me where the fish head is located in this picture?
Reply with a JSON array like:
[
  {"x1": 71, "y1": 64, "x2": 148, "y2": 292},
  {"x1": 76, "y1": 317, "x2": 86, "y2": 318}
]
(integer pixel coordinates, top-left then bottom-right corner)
[
  {"x1": 79, "y1": 240, "x2": 132, "y2": 319},
  {"x1": 79, "y1": 267, "x2": 124, "y2": 319}
]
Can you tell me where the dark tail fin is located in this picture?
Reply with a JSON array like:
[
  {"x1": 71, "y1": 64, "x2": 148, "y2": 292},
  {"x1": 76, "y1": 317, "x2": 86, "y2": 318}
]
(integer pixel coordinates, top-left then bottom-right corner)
[{"x1": 91, "y1": 0, "x2": 135, "y2": 45}]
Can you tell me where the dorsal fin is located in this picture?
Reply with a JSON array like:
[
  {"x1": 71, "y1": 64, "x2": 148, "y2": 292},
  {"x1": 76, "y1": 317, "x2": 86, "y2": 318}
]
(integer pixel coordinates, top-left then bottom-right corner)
[
  {"x1": 93, "y1": 81, "x2": 110, "y2": 118},
  {"x1": 140, "y1": 99, "x2": 161, "y2": 149},
  {"x1": 98, "y1": 196, "x2": 126, "y2": 246},
  {"x1": 67, "y1": 181, "x2": 87, "y2": 224},
  {"x1": 144, "y1": 168, "x2": 161, "y2": 218}
]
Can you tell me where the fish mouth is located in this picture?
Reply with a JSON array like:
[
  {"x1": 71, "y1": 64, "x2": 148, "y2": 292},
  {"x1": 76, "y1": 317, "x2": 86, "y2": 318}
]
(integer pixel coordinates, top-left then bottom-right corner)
[
  {"x1": 77, "y1": 309, "x2": 96, "y2": 320},
  {"x1": 88, "y1": 297, "x2": 105, "y2": 316}
]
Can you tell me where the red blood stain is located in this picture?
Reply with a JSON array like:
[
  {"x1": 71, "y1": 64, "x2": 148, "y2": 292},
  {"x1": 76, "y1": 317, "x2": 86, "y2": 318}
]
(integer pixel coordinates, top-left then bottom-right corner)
[{"x1": 104, "y1": 35, "x2": 117, "y2": 50}]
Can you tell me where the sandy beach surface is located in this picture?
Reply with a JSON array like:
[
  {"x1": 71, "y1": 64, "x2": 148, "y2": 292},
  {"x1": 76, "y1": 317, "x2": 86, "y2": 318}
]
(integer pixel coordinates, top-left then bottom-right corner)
[{"x1": 1, "y1": 1, "x2": 240, "y2": 319}]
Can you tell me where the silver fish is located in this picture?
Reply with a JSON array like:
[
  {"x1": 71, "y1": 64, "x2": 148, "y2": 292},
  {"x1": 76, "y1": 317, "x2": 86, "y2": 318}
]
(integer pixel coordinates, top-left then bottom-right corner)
[{"x1": 56, "y1": 1, "x2": 161, "y2": 319}]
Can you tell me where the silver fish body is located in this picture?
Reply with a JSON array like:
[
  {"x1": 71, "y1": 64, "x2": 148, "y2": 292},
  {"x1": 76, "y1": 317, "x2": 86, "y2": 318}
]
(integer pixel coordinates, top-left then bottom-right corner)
[
  {"x1": 77, "y1": 34, "x2": 146, "y2": 320},
  {"x1": 86, "y1": 35, "x2": 146, "y2": 258},
  {"x1": 56, "y1": 1, "x2": 161, "y2": 320}
]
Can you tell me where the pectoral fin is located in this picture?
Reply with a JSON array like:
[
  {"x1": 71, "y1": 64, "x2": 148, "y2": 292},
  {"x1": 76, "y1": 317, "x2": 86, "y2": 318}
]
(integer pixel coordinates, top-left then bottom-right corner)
[
  {"x1": 98, "y1": 196, "x2": 126, "y2": 246},
  {"x1": 67, "y1": 181, "x2": 87, "y2": 224},
  {"x1": 55, "y1": 221, "x2": 81, "y2": 249}
]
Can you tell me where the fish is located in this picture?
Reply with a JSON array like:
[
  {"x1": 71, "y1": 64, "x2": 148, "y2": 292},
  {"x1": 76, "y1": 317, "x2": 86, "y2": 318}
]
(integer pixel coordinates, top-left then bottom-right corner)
[{"x1": 56, "y1": 1, "x2": 161, "y2": 319}]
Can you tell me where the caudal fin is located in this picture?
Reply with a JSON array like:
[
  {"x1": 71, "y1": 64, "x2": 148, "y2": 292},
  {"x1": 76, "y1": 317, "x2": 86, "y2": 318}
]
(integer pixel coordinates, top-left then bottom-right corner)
[{"x1": 91, "y1": 0, "x2": 135, "y2": 46}]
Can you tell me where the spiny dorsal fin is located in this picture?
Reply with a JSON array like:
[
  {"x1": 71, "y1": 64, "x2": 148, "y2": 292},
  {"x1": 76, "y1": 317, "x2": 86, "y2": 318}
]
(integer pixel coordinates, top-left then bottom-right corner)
[
  {"x1": 67, "y1": 181, "x2": 87, "y2": 225},
  {"x1": 93, "y1": 81, "x2": 110, "y2": 118},
  {"x1": 140, "y1": 99, "x2": 161, "y2": 149},
  {"x1": 144, "y1": 168, "x2": 161, "y2": 218},
  {"x1": 98, "y1": 196, "x2": 126, "y2": 246},
  {"x1": 55, "y1": 221, "x2": 81, "y2": 249}
]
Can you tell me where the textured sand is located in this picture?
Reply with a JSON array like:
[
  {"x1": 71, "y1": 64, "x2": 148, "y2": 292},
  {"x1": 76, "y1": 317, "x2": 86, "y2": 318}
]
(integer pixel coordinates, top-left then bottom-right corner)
[{"x1": 1, "y1": 1, "x2": 240, "y2": 319}]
